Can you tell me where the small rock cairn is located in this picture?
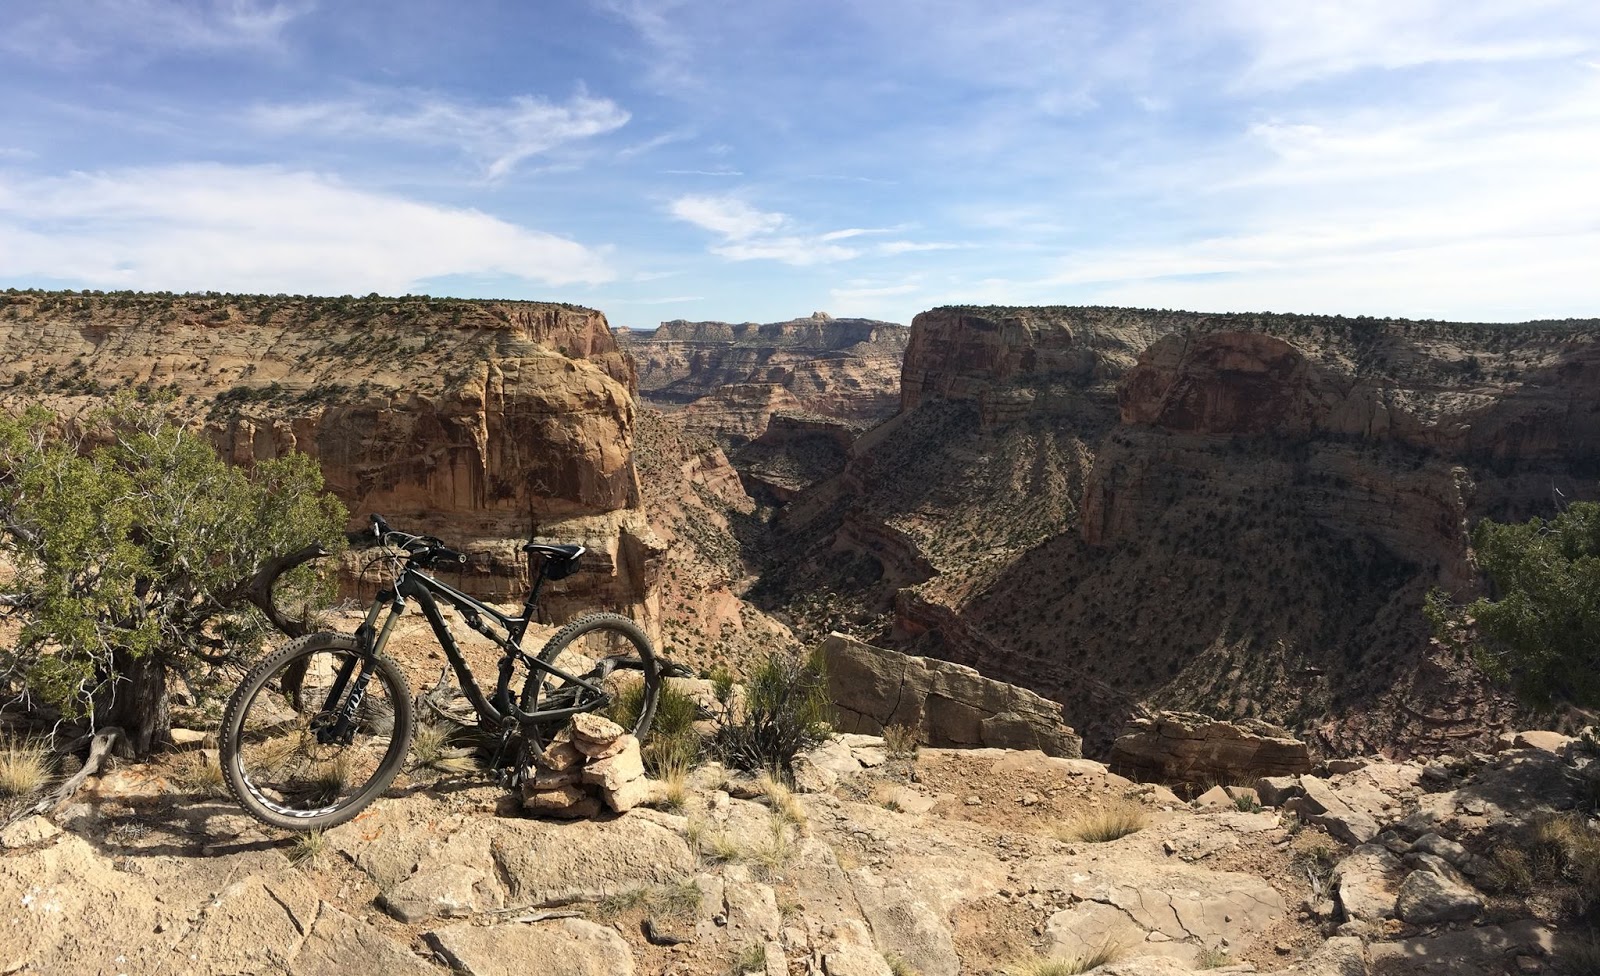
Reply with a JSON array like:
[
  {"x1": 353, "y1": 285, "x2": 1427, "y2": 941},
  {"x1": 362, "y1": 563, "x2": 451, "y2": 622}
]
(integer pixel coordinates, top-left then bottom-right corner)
[{"x1": 522, "y1": 713, "x2": 649, "y2": 819}]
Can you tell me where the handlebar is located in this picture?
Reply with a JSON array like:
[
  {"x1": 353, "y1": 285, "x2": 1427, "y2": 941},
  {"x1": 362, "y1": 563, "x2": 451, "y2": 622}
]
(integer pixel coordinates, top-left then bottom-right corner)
[{"x1": 368, "y1": 514, "x2": 468, "y2": 569}]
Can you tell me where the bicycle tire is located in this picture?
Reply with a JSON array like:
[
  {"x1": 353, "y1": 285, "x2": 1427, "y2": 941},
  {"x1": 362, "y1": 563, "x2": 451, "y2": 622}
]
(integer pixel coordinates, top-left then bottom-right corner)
[
  {"x1": 520, "y1": 612, "x2": 661, "y2": 742},
  {"x1": 220, "y1": 632, "x2": 414, "y2": 832}
]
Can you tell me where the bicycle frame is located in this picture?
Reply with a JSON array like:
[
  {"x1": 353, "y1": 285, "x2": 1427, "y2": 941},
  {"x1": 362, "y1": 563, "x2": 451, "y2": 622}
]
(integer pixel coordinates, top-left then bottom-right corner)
[{"x1": 323, "y1": 559, "x2": 611, "y2": 739}]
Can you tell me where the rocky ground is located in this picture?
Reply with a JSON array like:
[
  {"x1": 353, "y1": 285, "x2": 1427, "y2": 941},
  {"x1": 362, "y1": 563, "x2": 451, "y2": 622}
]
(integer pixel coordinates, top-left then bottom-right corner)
[{"x1": 3, "y1": 726, "x2": 1595, "y2": 975}]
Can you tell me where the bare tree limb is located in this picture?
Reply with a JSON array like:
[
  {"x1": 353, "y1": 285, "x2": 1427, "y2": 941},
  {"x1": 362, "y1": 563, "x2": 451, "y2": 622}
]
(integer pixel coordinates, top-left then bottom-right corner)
[{"x1": 238, "y1": 543, "x2": 331, "y2": 639}]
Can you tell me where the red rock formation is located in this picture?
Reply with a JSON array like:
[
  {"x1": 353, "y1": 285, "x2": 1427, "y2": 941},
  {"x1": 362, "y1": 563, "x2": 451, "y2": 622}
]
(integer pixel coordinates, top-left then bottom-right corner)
[
  {"x1": 0, "y1": 292, "x2": 658, "y2": 623},
  {"x1": 765, "y1": 305, "x2": 1600, "y2": 756},
  {"x1": 619, "y1": 313, "x2": 908, "y2": 435}
]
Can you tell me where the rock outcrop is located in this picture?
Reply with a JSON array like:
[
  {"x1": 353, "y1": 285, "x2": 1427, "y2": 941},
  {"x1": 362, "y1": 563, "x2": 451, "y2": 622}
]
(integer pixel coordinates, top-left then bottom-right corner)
[
  {"x1": 0, "y1": 292, "x2": 659, "y2": 623},
  {"x1": 820, "y1": 632, "x2": 1082, "y2": 757},
  {"x1": 619, "y1": 313, "x2": 909, "y2": 449},
  {"x1": 760, "y1": 305, "x2": 1600, "y2": 756},
  {"x1": 1110, "y1": 711, "x2": 1313, "y2": 786},
  {"x1": 1, "y1": 724, "x2": 1593, "y2": 975}
]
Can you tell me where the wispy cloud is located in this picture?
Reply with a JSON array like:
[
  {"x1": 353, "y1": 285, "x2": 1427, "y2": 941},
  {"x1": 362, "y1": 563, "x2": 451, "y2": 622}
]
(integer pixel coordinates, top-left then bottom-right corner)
[
  {"x1": 667, "y1": 193, "x2": 860, "y2": 265},
  {"x1": 1, "y1": 0, "x2": 310, "y2": 63},
  {"x1": 0, "y1": 164, "x2": 613, "y2": 293},
  {"x1": 669, "y1": 194, "x2": 952, "y2": 267},
  {"x1": 1214, "y1": 0, "x2": 1600, "y2": 90},
  {"x1": 251, "y1": 89, "x2": 629, "y2": 179}
]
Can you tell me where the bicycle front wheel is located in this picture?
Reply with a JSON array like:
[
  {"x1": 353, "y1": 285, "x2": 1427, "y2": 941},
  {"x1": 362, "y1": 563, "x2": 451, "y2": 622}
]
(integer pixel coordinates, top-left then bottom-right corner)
[
  {"x1": 220, "y1": 633, "x2": 414, "y2": 831},
  {"x1": 520, "y1": 613, "x2": 661, "y2": 742}
]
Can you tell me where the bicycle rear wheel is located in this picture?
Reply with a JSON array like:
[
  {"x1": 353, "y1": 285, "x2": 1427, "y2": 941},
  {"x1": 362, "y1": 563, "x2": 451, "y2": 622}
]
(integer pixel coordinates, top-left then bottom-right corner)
[
  {"x1": 519, "y1": 612, "x2": 660, "y2": 743},
  {"x1": 220, "y1": 633, "x2": 414, "y2": 831}
]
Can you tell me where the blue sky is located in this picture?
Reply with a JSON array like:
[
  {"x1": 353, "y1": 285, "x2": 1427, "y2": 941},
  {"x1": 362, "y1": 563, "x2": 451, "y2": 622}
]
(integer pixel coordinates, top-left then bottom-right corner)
[{"x1": 2, "y1": 0, "x2": 1598, "y2": 329}]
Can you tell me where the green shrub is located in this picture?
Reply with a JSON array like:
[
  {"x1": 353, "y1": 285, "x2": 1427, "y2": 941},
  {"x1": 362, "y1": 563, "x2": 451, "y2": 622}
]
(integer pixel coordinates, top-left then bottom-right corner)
[
  {"x1": 714, "y1": 651, "x2": 829, "y2": 776},
  {"x1": 608, "y1": 680, "x2": 703, "y2": 777},
  {"x1": 0, "y1": 398, "x2": 347, "y2": 755}
]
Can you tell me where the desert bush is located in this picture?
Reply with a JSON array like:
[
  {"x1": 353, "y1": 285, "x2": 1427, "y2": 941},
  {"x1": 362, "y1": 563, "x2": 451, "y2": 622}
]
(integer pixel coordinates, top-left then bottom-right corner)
[
  {"x1": 883, "y1": 722, "x2": 920, "y2": 759},
  {"x1": 0, "y1": 399, "x2": 346, "y2": 755},
  {"x1": 713, "y1": 650, "x2": 829, "y2": 776},
  {"x1": 609, "y1": 680, "x2": 703, "y2": 777},
  {"x1": 1426, "y1": 501, "x2": 1600, "y2": 708}
]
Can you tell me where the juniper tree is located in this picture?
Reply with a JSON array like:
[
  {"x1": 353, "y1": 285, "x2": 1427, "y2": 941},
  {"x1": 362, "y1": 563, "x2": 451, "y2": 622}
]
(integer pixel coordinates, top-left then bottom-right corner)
[
  {"x1": 1429, "y1": 501, "x2": 1600, "y2": 710},
  {"x1": 0, "y1": 398, "x2": 346, "y2": 755}
]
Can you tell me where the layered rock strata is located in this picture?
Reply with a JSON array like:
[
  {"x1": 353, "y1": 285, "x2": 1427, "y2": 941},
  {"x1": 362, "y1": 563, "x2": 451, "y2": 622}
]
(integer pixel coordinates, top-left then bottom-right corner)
[
  {"x1": 618, "y1": 312, "x2": 909, "y2": 444},
  {"x1": 821, "y1": 632, "x2": 1083, "y2": 757},
  {"x1": 762, "y1": 305, "x2": 1600, "y2": 756},
  {"x1": 0, "y1": 292, "x2": 659, "y2": 624},
  {"x1": 1109, "y1": 711, "x2": 1312, "y2": 786}
]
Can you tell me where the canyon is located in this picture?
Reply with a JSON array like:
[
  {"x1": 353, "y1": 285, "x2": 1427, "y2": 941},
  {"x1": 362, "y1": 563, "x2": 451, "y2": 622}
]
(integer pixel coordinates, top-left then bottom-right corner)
[
  {"x1": 4, "y1": 292, "x2": 1598, "y2": 760},
  {"x1": 752, "y1": 306, "x2": 1600, "y2": 755}
]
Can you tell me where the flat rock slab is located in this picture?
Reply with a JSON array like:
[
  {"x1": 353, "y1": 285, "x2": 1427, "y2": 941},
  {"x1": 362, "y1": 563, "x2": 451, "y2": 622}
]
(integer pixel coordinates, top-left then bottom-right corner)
[
  {"x1": 293, "y1": 902, "x2": 439, "y2": 976},
  {"x1": 1045, "y1": 864, "x2": 1285, "y2": 963},
  {"x1": 1368, "y1": 920, "x2": 1555, "y2": 976},
  {"x1": 427, "y1": 918, "x2": 634, "y2": 976}
]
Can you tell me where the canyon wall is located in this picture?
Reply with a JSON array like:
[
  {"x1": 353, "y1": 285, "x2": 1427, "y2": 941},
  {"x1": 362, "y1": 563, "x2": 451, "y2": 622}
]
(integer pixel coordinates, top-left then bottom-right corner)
[
  {"x1": 618, "y1": 312, "x2": 909, "y2": 444},
  {"x1": 0, "y1": 291, "x2": 659, "y2": 627},
  {"x1": 760, "y1": 305, "x2": 1600, "y2": 755}
]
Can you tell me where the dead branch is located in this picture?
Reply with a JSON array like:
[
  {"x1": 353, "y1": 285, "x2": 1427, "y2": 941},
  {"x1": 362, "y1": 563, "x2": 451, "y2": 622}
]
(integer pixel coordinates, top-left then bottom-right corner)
[{"x1": 2, "y1": 726, "x2": 123, "y2": 828}]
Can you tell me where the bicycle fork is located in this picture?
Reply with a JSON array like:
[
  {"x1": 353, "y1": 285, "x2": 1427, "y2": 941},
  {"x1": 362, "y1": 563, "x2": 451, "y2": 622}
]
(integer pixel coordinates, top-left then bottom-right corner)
[{"x1": 317, "y1": 591, "x2": 404, "y2": 746}]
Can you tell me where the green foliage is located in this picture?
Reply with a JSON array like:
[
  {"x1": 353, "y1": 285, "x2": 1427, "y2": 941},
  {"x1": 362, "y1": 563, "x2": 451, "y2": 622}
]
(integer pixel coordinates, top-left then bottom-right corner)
[
  {"x1": 1429, "y1": 502, "x2": 1600, "y2": 708},
  {"x1": 607, "y1": 680, "x2": 704, "y2": 777},
  {"x1": 714, "y1": 650, "x2": 829, "y2": 775},
  {"x1": 0, "y1": 398, "x2": 347, "y2": 747}
]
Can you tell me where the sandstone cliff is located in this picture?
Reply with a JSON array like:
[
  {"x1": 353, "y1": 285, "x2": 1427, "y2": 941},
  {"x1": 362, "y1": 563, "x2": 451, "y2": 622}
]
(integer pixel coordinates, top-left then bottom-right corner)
[
  {"x1": 618, "y1": 312, "x2": 909, "y2": 445},
  {"x1": 758, "y1": 305, "x2": 1600, "y2": 755},
  {"x1": 0, "y1": 291, "x2": 659, "y2": 625}
]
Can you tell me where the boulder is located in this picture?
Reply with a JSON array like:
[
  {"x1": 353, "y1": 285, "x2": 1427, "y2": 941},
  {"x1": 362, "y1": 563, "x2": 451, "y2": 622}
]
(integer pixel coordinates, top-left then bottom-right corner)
[
  {"x1": 1109, "y1": 711, "x2": 1311, "y2": 785},
  {"x1": 1394, "y1": 868, "x2": 1483, "y2": 924},
  {"x1": 1331, "y1": 844, "x2": 1405, "y2": 922},
  {"x1": 821, "y1": 633, "x2": 1081, "y2": 757},
  {"x1": 522, "y1": 783, "x2": 603, "y2": 820},
  {"x1": 1298, "y1": 776, "x2": 1380, "y2": 845},
  {"x1": 581, "y1": 736, "x2": 645, "y2": 791}
]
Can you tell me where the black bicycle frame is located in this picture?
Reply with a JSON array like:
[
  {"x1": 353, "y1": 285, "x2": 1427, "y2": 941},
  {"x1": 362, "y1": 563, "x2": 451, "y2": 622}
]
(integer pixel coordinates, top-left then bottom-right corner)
[{"x1": 333, "y1": 561, "x2": 611, "y2": 732}]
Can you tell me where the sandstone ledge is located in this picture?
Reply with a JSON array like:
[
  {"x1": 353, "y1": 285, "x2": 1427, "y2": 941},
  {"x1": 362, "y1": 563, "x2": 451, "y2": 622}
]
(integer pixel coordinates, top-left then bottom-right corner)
[{"x1": 821, "y1": 632, "x2": 1082, "y2": 757}]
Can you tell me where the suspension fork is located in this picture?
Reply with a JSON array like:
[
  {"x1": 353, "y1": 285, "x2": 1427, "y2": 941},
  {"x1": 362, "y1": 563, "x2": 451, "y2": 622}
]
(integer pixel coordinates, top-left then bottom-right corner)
[{"x1": 317, "y1": 590, "x2": 404, "y2": 745}]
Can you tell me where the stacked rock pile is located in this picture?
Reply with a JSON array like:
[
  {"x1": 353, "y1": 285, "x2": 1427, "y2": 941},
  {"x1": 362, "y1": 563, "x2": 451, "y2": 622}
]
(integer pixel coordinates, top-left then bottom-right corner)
[{"x1": 522, "y1": 713, "x2": 651, "y2": 818}]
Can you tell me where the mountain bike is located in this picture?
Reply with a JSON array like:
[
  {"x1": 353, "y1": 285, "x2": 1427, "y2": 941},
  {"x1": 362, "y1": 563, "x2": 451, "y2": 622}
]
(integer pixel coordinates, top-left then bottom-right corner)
[{"x1": 219, "y1": 514, "x2": 662, "y2": 831}]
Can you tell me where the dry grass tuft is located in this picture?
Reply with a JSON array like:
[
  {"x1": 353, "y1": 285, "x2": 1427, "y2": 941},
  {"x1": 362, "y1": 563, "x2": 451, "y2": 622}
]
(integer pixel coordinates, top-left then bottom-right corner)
[
  {"x1": 1005, "y1": 943, "x2": 1123, "y2": 975},
  {"x1": 410, "y1": 722, "x2": 476, "y2": 775},
  {"x1": 288, "y1": 829, "x2": 329, "y2": 867},
  {"x1": 1058, "y1": 799, "x2": 1147, "y2": 844},
  {"x1": 172, "y1": 751, "x2": 226, "y2": 797},
  {"x1": 882, "y1": 723, "x2": 920, "y2": 759},
  {"x1": 0, "y1": 734, "x2": 52, "y2": 797},
  {"x1": 759, "y1": 771, "x2": 806, "y2": 827}
]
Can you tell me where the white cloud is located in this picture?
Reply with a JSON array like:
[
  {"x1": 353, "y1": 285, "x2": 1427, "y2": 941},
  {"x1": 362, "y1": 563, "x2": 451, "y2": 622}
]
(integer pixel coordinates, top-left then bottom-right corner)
[
  {"x1": 1, "y1": 0, "x2": 309, "y2": 62},
  {"x1": 669, "y1": 195, "x2": 787, "y2": 240},
  {"x1": 0, "y1": 164, "x2": 612, "y2": 293},
  {"x1": 1214, "y1": 0, "x2": 1599, "y2": 89},
  {"x1": 252, "y1": 90, "x2": 629, "y2": 180},
  {"x1": 712, "y1": 237, "x2": 860, "y2": 266}
]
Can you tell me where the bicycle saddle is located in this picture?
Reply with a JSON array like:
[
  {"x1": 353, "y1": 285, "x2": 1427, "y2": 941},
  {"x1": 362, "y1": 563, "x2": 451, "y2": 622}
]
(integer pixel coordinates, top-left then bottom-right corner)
[{"x1": 523, "y1": 543, "x2": 585, "y2": 580}]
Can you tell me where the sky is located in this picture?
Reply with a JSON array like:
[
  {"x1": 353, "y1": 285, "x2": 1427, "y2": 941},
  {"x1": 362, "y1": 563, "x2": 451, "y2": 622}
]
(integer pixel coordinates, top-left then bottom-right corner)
[{"x1": 2, "y1": 0, "x2": 1599, "y2": 329}]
